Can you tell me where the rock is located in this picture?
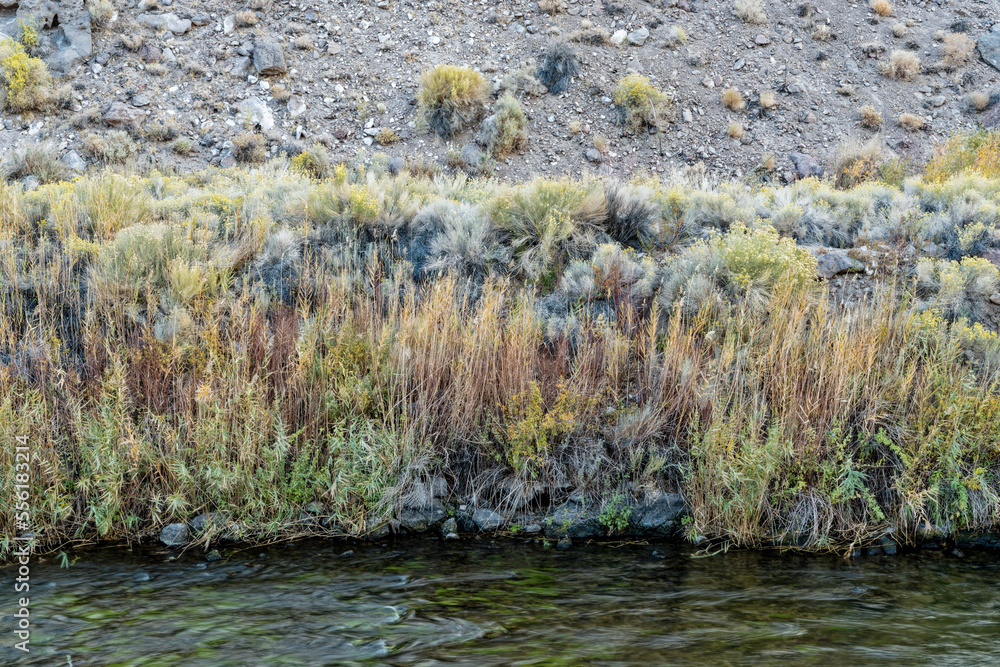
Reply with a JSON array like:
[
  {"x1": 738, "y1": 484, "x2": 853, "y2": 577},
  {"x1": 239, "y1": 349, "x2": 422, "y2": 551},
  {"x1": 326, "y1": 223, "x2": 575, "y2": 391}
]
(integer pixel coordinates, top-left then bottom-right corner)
[
  {"x1": 139, "y1": 44, "x2": 162, "y2": 64},
  {"x1": 682, "y1": 108, "x2": 693, "y2": 123},
  {"x1": 990, "y1": 292, "x2": 1000, "y2": 306},
  {"x1": 440, "y1": 517, "x2": 458, "y2": 536},
  {"x1": 189, "y1": 512, "x2": 229, "y2": 535},
  {"x1": 544, "y1": 499, "x2": 602, "y2": 538},
  {"x1": 788, "y1": 152, "x2": 823, "y2": 179},
  {"x1": 816, "y1": 250, "x2": 863, "y2": 279},
  {"x1": 223, "y1": 15, "x2": 236, "y2": 35},
  {"x1": 192, "y1": 15, "x2": 211, "y2": 27},
  {"x1": 881, "y1": 536, "x2": 898, "y2": 556},
  {"x1": 610, "y1": 29, "x2": 628, "y2": 46},
  {"x1": 253, "y1": 40, "x2": 288, "y2": 76},
  {"x1": 61, "y1": 151, "x2": 86, "y2": 174},
  {"x1": 8, "y1": 1, "x2": 93, "y2": 72},
  {"x1": 328, "y1": 42, "x2": 343, "y2": 56},
  {"x1": 159, "y1": 523, "x2": 189, "y2": 546},
  {"x1": 630, "y1": 491, "x2": 687, "y2": 537},
  {"x1": 205, "y1": 549, "x2": 222, "y2": 562},
  {"x1": 755, "y1": 34, "x2": 771, "y2": 46},
  {"x1": 524, "y1": 523, "x2": 542, "y2": 534},
  {"x1": 388, "y1": 156, "x2": 406, "y2": 176},
  {"x1": 461, "y1": 143, "x2": 484, "y2": 168},
  {"x1": 137, "y1": 13, "x2": 192, "y2": 35},
  {"x1": 978, "y1": 29, "x2": 1000, "y2": 72},
  {"x1": 930, "y1": 95, "x2": 946, "y2": 108},
  {"x1": 557, "y1": 536, "x2": 573, "y2": 549},
  {"x1": 334, "y1": 129, "x2": 349, "y2": 140},
  {"x1": 585, "y1": 147, "x2": 603, "y2": 163},
  {"x1": 237, "y1": 97, "x2": 275, "y2": 132},
  {"x1": 628, "y1": 27, "x2": 649, "y2": 46},
  {"x1": 982, "y1": 103, "x2": 1000, "y2": 130},
  {"x1": 398, "y1": 499, "x2": 447, "y2": 533},
  {"x1": 230, "y1": 56, "x2": 252, "y2": 78},
  {"x1": 287, "y1": 95, "x2": 307, "y2": 119},
  {"x1": 472, "y1": 507, "x2": 504, "y2": 531},
  {"x1": 339, "y1": 550, "x2": 355, "y2": 558},
  {"x1": 102, "y1": 101, "x2": 142, "y2": 127},
  {"x1": 131, "y1": 94, "x2": 150, "y2": 108}
]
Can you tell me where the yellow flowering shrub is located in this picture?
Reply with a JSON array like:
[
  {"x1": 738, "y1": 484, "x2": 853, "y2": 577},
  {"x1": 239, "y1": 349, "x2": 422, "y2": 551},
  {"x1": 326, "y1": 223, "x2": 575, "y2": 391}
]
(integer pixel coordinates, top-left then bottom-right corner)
[{"x1": 613, "y1": 73, "x2": 671, "y2": 134}]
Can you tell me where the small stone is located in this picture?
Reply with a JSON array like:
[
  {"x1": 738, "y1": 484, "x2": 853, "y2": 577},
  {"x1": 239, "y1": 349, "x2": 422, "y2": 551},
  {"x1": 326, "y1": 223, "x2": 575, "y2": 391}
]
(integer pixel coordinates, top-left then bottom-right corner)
[
  {"x1": 755, "y1": 34, "x2": 771, "y2": 46},
  {"x1": 682, "y1": 108, "x2": 693, "y2": 123},
  {"x1": 472, "y1": 507, "x2": 504, "y2": 531},
  {"x1": 137, "y1": 13, "x2": 192, "y2": 35},
  {"x1": 734, "y1": 58, "x2": 745, "y2": 70},
  {"x1": 702, "y1": 77, "x2": 715, "y2": 89},
  {"x1": 930, "y1": 95, "x2": 946, "y2": 108},
  {"x1": 237, "y1": 97, "x2": 275, "y2": 132},
  {"x1": 789, "y1": 152, "x2": 823, "y2": 180},
  {"x1": 205, "y1": 549, "x2": 222, "y2": 562},
  {"x1": 557, "y1": 536, "x2": 573, "y2": 549},
  {"x1": 585, "y1": 147, "x2": 603, "y2": 163},
  {"x1": 334, "y1": 129, "x2": 349, "y2": 140},
  {"x1": 328, "y1": 42, "x2": 343, "y2": 56},
  {"x1": 816, "y1": 250, "x2": 864, "y2": 279},
  {"x1": 62, "y1": 151, "x2": 86, "y2": 174},
  {"x1": 139, "y1": 44, "x2": 162, "y2": 64},
  {"x1": 287, "y1": 95, "x2": 307, "y2": 118},
  {"x1": 339, "y1": 550, "x2": 355, "y2": 558},
  {"x1": 610, "y1": 29, "x2": 628, "y2": 46},
  {"x1": 191, "y1": 15, "x2": 211, "y2": 27},
  {"x1": 131, "y1": 94, "x2": 150, "y2": 108}
]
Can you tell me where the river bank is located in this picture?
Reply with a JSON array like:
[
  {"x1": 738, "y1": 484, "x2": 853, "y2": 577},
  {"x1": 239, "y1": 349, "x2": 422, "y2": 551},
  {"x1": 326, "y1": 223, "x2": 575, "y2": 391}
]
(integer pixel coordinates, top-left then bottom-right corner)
[{"x1": 4, "y1": 136, "x2": 1000, "y2": 556}]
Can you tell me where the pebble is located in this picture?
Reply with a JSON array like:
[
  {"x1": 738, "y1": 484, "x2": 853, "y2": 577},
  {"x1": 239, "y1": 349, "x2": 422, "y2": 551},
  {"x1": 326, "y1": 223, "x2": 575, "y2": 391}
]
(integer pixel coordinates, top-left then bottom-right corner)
[
  {"x1": 628, "y1": 27, "x2": 649, "y2": 46},
  {"x1": 734, "y1": 58, "x2": 745, "y2": 70},
  {"x1": 610, "y1": 29, "x2": 628, "y2": 46},
  {"x1": 755, "y1": 34, "x2": 771, "y2": 46}
]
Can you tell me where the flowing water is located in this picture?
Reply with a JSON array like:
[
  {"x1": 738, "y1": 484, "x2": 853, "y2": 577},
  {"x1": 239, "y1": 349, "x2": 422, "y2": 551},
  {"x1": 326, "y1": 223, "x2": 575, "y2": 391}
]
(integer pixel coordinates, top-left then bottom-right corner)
[{"x1": 2, "y1": 538, "x2": 999, "y2": 666}]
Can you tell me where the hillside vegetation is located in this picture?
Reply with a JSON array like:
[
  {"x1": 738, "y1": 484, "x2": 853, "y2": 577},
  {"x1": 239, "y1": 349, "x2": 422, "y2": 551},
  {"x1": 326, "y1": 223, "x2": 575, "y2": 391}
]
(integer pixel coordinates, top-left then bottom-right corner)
[{"x1": 4, "y1": 132, "x2": 1000, "y2": 554}]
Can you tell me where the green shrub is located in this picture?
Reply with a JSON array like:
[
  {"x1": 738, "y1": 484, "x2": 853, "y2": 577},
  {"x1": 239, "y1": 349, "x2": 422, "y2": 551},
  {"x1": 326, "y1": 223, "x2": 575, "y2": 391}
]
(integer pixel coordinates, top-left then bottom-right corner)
[
  {"x1": 84, "y1": 130, "x2": 138, "y2": 165},
  {"x1": 917, "y1": 256, "x2": 1000, "y2": 324},
  {"x1": 477, "y1": 94, "x2": 528, "y2": 159},
  {"x1": 613, "y1": 73, "x2": 671, "y2": 134},
  {"x1": 290, "y1": 143, "x2": 331, "y2": 179},
  {"x1": 417, "y1": 64, "x2": 489, "y2": 139},
  {"x1": 233, "y1": 132, "x2": 267, "y2": 164},
  {"x1": 1, "y1": 143, "x2": 68, "y2": 184}
]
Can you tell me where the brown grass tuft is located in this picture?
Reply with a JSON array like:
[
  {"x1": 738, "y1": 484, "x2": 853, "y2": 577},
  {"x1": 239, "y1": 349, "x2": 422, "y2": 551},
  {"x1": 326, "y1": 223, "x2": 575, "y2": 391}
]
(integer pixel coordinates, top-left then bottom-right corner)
[
  {"x1": 869, "y1": 0, "x2": 892, "y2": 17},
  {"x1": 758, "y1": 89, "x2": 778, "y2": 110},
  {"x1": 721, "y1": 88, "x2": 745, "y2": 111},
  {"x1": 880, "y1": 50, "x2": 921, "y2": 81},
  {"x1": 859, "y1": 104, "x2": 883, "y2": 128},
  {"x1": 941, "y1": 33, "x2": 975, "y2": 68},
  {"x1": 727, "y1": 121, "x2": 744, "y2": 139},
  {"x1": 898, "y1": 112, "x2": 924, "y2": 131}
]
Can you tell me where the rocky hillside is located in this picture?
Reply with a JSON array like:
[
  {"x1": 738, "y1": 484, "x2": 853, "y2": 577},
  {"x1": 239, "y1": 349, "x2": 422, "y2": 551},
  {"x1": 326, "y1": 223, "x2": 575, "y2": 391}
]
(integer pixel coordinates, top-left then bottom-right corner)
[{"x1": 1, "y1": 0, "x2": 999, "y2": 182}]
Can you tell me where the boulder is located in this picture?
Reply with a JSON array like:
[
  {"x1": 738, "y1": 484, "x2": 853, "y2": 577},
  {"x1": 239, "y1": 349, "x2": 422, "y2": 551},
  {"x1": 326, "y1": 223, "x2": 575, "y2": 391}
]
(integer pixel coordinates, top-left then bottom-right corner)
[
  {"x1": 159, "y1": 523, "x2": 189, "y2": 546},
  {"x1": 61, "y1": 150, "x2": 86, "y2": 174},
  {"x1": 816, "y1": 250, "x2": 864, "y2": 279},
  {"x1": 136, "y1": 13, "x2": 192, "y2": 35},
  {"x1": 2, "y1": 0, "x2": 93, "y2": 73},
  {"x1": 630, "y1": 491, "x2": 687, "y2": 537},
  {"x1": 628, "y1": 27, "x2": 649, "y2": 46},
  {"x1": 102, "y1": 101, "x2": 143, "y2": 127},
  {"x1": 253, "y1": 40, "x2": 288, "y2": 76},
  {"x1": 978, "y1": 27, "x2": 1000, "y2": 72},
  {"x1": 472, "y1": 507, "x2": 504, "y2": 531},
  {"x1": 398, "y1": 499, "x2": 447, "y2": 533},
  {"x1": 189, "y1": 511, "x2": 229, "y2": 535},
  {"x1": 237, "y1": 97, "x2": 275, "y2": 132},
  {"x1": 789, "y1": 152, "x2": 823, "y2": 180},
  {"x1": 544, "y1": 499, "x2": 602, "y2": 538}
]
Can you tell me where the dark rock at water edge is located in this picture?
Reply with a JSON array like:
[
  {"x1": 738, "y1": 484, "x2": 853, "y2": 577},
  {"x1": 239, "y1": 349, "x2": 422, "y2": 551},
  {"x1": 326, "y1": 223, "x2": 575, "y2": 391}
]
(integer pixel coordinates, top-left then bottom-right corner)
[
  {"x1": 544, "y1": 499, "x2": 603, "y2": 538},
  {"x1": 630, "y1": 492, "x2": 687, "y2": 537},
  {"x1": 399, "y1": 499, "x2": 447, "y2": 533},
  {"x1": 473, "y1": 507, "x2": 505, "y2": 531},
  {"x1": 159, "y1": 523, "x2": 189, "y2": 546},
  {"x1": 189, "y1": 512, "x2": 230, "y2": 536}
]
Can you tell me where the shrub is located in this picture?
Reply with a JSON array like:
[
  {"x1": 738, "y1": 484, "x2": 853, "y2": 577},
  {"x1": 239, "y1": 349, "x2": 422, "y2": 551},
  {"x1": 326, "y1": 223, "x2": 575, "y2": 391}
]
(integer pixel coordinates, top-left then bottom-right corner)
[
  {"x1": 500, "y1": 59, "x2": 546, "y2": 97},
  {"x1": 892, "y1": 23, "x2": 907, "y2": 38},
  {"x1": 663, "y1": 26, "x2": 688, "y2": 48},
  {"x1": 375, "y1": 128, "x2": 401, "y2": 146},
  {"x1": 968, "y1": 91, "x2": 991, "y2": 112},
  {"x1": 17, "y1": 18, "x2": 39, "y2": 51},
  {"x1": 917, "y1": 257, "x2": 1000, "y2": 324},
  {"x1": 536, "y1": 42, "x2": 578, "y2": 95},
  {"x1": 758, "y1": 89, "x2": 777, "y2": 110},
  {"x1": 859, "y1": 104, "x2": 883, "y2": 128},
  {"x1": 538, "y1": 0, "x2": 566, "y2": 14},
  {"x1": 145, "y1": 117, "x2": 179, "y2": 142},
  {"x1": 832, "y1": 137, "x2": 894, "y2": 189},
  {"x1": 0, "y1": 37, "x2": 57, "y2": 113},
  {"x1": 811, "y1": 25, "x2": 831, "y2": 41},
  {"x1": 721, "y1": 88, "x2": 745, "y2": 112},
  {"x1": 410, "y1": 199, "x2": 502, "y2": 280},
  {"x1": 869, "y1": 0, "x2": 892, "y2": 17},
  {"x1": 727, "y1": 121, "x2": 744, "y2": 139},
  {"x1": 613, "y1": 74, "x2": 671, "y2": 134},
  {"x1": 603, "y1": 182, "x2": 657, "y2": 247},
  {"x1": 290, "y1": 143, "x2": 330, "y2": 179},
  {"x1": 477, "y1": 94, "x2": 528, "y2": 159},
  {"x1": 898, "y1": 112, "x2": 924, "y2": 131},
  {"x1": 924, "y1": 130, "x2": 1000, "y2": 182},
  {"x1": 1, "y1": 143, "x2": 68, "y2": 184},
  {"x1": 733, "y1": 0, "x2": 767, "y2": 25},
  {"x1": 172, "y1": 138, "x2": 194, "y2": 155},
  {"x1": 84, "y1": 130, "x2": 138, "y2": 164},
  {"x1": 121, "y1": 33, "x2": 143, "y2": 52},
  {"x1": 233, "y1": 132, "x2": 266, "y2": 164},
  {"x1": 235, "y1": 10, "x2": 259, "y2": 28},
  {"x1": 880, "y1": 50, "x2": 921, "y2": 80},
  {"x1": 561, "y1": 243, "x2": 659, "y2": 304},
  {"x1": 941, "y1": 33, "x2": 975, "y2": 68},
  {"x1": 293, "y1": 35, "x2": 313, "y2": 51},
  {"x1": 417, "y1": 64, "x2": 489, "y2": 139},
  {"x1": 87, "y1": 0, "x2": 116, "y2": 28}
]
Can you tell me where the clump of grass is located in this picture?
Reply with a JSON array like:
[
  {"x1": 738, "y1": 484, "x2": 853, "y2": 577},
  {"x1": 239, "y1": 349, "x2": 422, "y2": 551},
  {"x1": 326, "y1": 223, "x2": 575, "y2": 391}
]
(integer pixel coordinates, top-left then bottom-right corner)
[
  {"x1": 233, "y1": 132, "x2": 267, "y2": 164},
  {"x1": 417, "y1": 64, "x2": 489, "y2": 139},
  {"x1": 290, "y1": 143, "x2": 331, "y2": 178},
  {"x1": 859, "y1": 104, "x2": 883, "y2": 128},
  {"x1": 663, "y1": 26, "x2": 688, "y2": 48},
  {"x1": 1, "y1": 142, "x2": 68, "y2": 184},
  {"x1": 536, "y1": 42, "x2": 578, "y2": 95},
  {"x1": 477, "y1": 94, "x2": 528, "y2": 159},
  {"x1": 84, "y1": 130, "x2": 138, "y2": 165},
  {"x1": 87, "y1": 0, "x2": 116, "y2": 28},
  {"x1": 538, "y1": 0, "x2": 566, "y2": 15},
  {"x1": 145, "y1": 117, "x2": 179, "y2": 142},
  {"x1": 235, "y1": 10, "x2": 260, "y2": 28},
  {"x1": 121, "y1": 33, "x2": 144, "y2": 52},
  {"x1": 727, "y1": 121, "x2": 744, "y2": 139},
  {"x1": 721, "y1": 88, "x2": 745, "y2": 112},
  {"x1": 172, "y1": 138, "x2": 194, "y2": 155},
  {"x1": 758, "y1": 89, "x2": 777, "y2": 110},
  {"x1": 898, "y1": 112, "x2": 924, "y2": 131},
  {"x1": 941, "y1": 33, "x2": 975, "y2": 68},
  {"x1": 613, "y1": 73, "x2": 671, "y2": 134},
  {"x1": 811, "y1": 25, "x2": 831, "y2": 41},
  {"x1": 832, "y1": 136, "x2": 896, "y2": 189},
  {"x1": 0, "y1": 36, "x2": 58, "y2": 113},
  {"x1": 891, "y1": 23, "x2": 907, "y2": 38},
  {"x1": 732, "y1": 0, "x2": 767, "y2": 25},
  {"x1": 968, "y1": 91, "x2": 991, "y2": 112},
  {"x1": 880, "y1": 50, "x2": 921, "y2": 80},
  {"x1": 869, "y1": 0, "x2": 892, "y2": 17},
  {"x1": 294, "y1": 35, "x2": 313, "y2": 51}
]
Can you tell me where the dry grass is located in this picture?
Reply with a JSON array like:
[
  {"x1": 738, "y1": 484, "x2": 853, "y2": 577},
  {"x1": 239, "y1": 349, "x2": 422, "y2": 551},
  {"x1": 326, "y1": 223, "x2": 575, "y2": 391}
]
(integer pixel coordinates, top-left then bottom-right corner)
[
  {"x1": 870, "y1": 0, "x2": 893, "y2": 17},
  {"x1": 811, "y1": 25, "x2": 831, "y2": 41},
  {"x1": 538, "y1": 0, "x2": 566, "y2": 14},
  {"x1": 721, "y1": 88, "x2": 745, "y2": 111},
  {"x1": 294, "y1": 35, "x2": 313, "y2": 51},
  {"x1": 941, "y1": 33, "x2": 975, "y2": 68},
  {"x1": 891, "y1": 23, "x2": 907, "y2": 38},
  {"x1": 759, "y1": 89, "x2": 778, "y2": 110},
  {"x1": 733, "y1": 0, "x2": 767, "y2": 25},
  {"x1": 121, "y1": 33, "x2": 144, "y2": 52},
  {"x1": 880, "y1": 50, "x2": 921, "y2": 81},
  {"x1": 968, "y1": 91, "x2": 991, "y2": 112},
  {"x1": 727, "y1": 121, "x2": 744, "y2": 139},
  {"x1": 233, "y1": 132, "x2": 266, "y2": 163},
  {"x1": 417, "y1": 64, "x2": 489, "y2": 139},
  {"x1": 235, "y1": 10, "x2": 259, "y2": 28},
  {"x1": 859, "y1": 104, "x2": 883, "y2": 128},
  {"x1": 898, "y1": 112, "x2": 925, "y2": 131}
]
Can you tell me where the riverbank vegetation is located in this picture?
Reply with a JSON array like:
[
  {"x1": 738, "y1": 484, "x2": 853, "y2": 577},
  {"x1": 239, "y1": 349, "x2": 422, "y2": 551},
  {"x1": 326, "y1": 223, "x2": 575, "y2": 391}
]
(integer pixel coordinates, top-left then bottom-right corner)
[{"x1": 3, "y1": 132, "x2": 1000, "y2": 556}]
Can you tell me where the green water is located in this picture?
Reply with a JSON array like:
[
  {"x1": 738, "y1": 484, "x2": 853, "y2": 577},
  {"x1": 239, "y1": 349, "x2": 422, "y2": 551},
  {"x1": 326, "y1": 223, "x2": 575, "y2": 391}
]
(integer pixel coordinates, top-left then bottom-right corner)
[{"x1": 2, "y1": 539, "x2": 999, "y2": 665}]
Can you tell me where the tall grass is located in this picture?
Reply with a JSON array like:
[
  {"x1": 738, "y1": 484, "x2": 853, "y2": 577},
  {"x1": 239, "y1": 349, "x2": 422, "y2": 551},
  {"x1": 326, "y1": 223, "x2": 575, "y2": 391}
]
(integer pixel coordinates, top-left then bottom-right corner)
[{"x1": 2, "y1": 157, "x2": 1000, "y2": 555}]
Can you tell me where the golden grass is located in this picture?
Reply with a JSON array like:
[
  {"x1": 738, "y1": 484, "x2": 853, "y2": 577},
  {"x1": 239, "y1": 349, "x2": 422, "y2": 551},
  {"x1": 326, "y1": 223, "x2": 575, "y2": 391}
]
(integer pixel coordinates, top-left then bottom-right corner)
[
  {"x1": 727, "y1": 121, "x2": 744, "y2": 139},
  {"x1": 870, "y1": 0, "x2": 892, "y2": 17},
  {"x1": 859, "y1": 104, "x2": 883, "y2": 128},
  {"x1": 880, "y1": 49, "x2": 921, "y2": 80},
  {"x1": 721, "y1": 87, "x2": 745, "y2": 111},
  {"x1": 898, "y1": 112, "x2": 925, "y2": 131}
]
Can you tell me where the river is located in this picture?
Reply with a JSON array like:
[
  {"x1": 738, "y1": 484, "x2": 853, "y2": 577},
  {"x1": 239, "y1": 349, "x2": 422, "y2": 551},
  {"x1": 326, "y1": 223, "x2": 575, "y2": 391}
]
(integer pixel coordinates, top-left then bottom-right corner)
[{"x1": 2, "y1": 538, "x2": 998, "y2": 665}]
